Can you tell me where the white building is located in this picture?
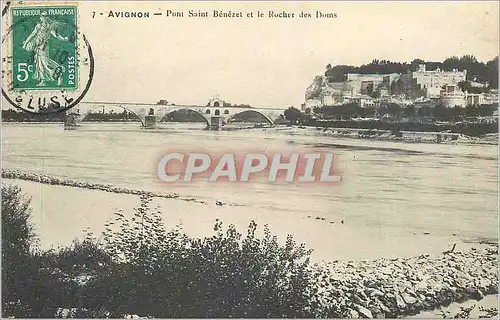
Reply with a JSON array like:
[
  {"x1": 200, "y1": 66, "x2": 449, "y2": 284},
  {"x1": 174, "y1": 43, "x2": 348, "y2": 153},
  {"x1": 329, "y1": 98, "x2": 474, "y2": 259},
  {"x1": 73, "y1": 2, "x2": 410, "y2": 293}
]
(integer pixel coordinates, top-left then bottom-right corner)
[
  {"x1": 465, "y1": 93, "x2": 485, "y2": 106},
  {"x1": 346, "y1": 73, "x2": 400, "y2": 96},
  {"x1": 440, "y1": 85, "x2": 465, "y2": 108},
  {"x1": 413, "y1": 64, "x2": 467, "y2": 98},
  {"x1": 344, "y1": 94, "x2": 375, "y2": 108}
]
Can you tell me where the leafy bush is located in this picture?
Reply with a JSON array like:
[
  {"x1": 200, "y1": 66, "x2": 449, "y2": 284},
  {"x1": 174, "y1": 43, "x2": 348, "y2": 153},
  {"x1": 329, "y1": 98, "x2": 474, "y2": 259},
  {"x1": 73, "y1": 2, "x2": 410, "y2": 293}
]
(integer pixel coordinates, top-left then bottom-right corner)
[
  {"x1": 81, "y1": 195, "x2": 319, "y2": 318},
  {"x1": 1, "y1": 188, "x2": 333, "y2": 318},
  {"x1": 0, "y1": 185, "x2": 70, "y2": 317},
  {"x1": 2, "y1": 185, "x2": 37, "y2": 316},
  {"x1": 1, "y1": 185, "x2": 113, "y2": 318},
  {"x1": 2, "y1": 184, "x2": 35, "y2": 256}
]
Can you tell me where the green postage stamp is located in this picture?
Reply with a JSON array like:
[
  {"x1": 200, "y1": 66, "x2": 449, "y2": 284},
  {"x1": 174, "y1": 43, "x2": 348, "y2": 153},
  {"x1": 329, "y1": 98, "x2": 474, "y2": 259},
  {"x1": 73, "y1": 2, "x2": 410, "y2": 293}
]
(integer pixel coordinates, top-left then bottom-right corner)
[
  {"x1": 11, "y1": 6, "x2": 78, "y2": 90},
  {"x1": 2, "y1": 2, "x2": 94, "y2": 113}
]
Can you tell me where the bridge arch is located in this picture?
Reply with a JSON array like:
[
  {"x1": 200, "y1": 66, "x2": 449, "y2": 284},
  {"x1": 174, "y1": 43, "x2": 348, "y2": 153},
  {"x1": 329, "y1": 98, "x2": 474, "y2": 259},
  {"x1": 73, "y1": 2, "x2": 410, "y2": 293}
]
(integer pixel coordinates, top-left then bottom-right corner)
[
  {"x1": 160, "y1": 107, "x2": 211, "y2": 126},
  {"x1": 80, "y1": 105, "x2": 147, "y2": 126},
  {"x1": 225, "y1": 109, "x2": 275, "y2": 125}
]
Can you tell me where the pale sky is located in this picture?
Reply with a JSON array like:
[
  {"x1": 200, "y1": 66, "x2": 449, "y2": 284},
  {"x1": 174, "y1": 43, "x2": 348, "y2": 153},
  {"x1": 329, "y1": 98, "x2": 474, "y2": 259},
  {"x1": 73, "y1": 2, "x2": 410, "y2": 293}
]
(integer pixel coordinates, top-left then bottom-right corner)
[{"x1": 2, "y1": 1, "x2": 499, "y2": 109}]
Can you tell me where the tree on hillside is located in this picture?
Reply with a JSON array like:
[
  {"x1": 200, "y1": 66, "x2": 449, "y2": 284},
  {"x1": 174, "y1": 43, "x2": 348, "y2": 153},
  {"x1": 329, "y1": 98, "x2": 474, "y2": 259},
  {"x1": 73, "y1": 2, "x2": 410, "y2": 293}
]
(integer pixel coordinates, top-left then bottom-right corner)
[
  {"x1": 458, "y1": 81, "x2": 487, "y2": 94},
  {"x1": 284, "y1": 107, "x2": 302, "y2": 123},
  {"x1": 451, "y1": 106, "x2": 463, "y2": 121},
  {"x1": 360, "y1": 106, "x2": 376, "y2": 118},
  {"x1": 324, "y1": 55, "x2": 496, "y2": 88},
  {"x1": 409, "y1": 59, "x2": 426, "y2": 71},
  {"x1": 418, "y1": 106, "x2": 433, "y2": 117},
  {"x1": 378, "y1": 103, "x2": 401, "y2": 119},
  {"x1": 403, "y1": 105, "x2": 416, "y2": 119},
  {"x1": 486, "y1": 57, "x2": 498, "y2": 88},
  {"x1": 442, "y1": 56, "x2": 461, "y2": 71},
  {"x1": 325, "y1": 65, "x2": 354, "y2": 82},
  {"x1": 464, "y1": 105, "x2": 478, "y2": 117},
  {"x1": 432, "y1": 104, "x2": 450, "y2": 121}
]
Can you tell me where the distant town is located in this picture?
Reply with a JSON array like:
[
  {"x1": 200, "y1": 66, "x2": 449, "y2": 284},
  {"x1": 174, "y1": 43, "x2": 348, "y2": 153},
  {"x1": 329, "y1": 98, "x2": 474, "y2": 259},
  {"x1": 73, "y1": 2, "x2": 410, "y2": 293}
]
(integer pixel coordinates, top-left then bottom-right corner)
[{"x1": 295, "y1": 55, "x2": 498, "y2": 121}]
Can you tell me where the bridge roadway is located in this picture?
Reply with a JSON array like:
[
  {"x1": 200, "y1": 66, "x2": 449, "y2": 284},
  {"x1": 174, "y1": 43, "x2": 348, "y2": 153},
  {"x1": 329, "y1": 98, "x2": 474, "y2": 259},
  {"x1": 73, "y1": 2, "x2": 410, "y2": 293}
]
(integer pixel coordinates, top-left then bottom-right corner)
[{"x1": 72, "y1": 101, "x2": 285, "y2": 129}]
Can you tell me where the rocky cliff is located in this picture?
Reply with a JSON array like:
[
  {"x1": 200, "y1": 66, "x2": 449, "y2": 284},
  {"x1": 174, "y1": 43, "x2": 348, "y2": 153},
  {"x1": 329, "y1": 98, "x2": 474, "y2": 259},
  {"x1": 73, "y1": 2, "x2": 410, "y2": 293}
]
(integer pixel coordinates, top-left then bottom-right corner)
[
  {"x1": 305, "y1": 76, "x2": 327, "y2": 100},
  {"x1": 305, "y1": 75, "x2": 349, "y2": 103}
]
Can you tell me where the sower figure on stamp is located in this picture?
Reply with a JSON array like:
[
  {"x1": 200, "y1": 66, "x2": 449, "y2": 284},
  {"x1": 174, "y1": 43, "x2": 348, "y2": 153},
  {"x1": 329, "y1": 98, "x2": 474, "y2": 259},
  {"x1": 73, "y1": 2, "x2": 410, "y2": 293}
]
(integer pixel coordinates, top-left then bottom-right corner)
[{"x1": 22, "y1": 12, "x2": 69, "y2": 87}]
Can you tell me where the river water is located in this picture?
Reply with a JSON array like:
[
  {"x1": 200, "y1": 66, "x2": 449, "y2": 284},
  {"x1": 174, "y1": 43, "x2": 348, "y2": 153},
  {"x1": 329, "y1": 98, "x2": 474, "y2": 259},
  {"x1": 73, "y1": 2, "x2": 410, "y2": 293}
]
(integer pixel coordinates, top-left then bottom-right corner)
[{"x1": 2, "y1": 122, "x2": 498, "y2": 261}]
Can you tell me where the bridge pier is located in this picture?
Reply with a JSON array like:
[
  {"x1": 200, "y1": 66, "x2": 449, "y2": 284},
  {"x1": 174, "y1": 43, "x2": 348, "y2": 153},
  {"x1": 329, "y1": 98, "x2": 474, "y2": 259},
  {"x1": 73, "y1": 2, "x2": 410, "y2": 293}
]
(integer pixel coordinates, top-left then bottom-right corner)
[
  {"x1": 144, "y1": 115, "x2": 157, "y2": 128},
  {"x1": 210, "y1": 116, "x2": 223, "y2": 131}
]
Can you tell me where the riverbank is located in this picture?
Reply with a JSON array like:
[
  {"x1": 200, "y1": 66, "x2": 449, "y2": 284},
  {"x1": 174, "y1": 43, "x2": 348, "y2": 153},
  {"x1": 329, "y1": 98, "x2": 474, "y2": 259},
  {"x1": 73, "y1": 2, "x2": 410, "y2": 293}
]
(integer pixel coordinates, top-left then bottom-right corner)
[
  {"x1": 2, "y1": 180, "x2": 497, "y2": 318},
  {"x1": 269, "y1": 126, "x2": 498, "y2": 145},
  {"x1": 408, "y1": 294, "x2": 498, "y2": 318},
  {"x1": 50, "y1": 245, "x2": 498, "y2": 318},
  {"x1": 1, "y1": 168, "x2": 204, "y2": 204},
  {"x1": 313, "y1": 245, "x2": 498, "y2": 318}
]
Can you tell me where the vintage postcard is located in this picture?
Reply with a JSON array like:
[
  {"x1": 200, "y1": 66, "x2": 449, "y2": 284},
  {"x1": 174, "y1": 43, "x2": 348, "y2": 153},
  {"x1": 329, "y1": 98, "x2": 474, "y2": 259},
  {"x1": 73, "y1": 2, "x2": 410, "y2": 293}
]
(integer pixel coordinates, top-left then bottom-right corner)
[{"x1": 1, "y1": 1, "x2": 498, "y2": 318}]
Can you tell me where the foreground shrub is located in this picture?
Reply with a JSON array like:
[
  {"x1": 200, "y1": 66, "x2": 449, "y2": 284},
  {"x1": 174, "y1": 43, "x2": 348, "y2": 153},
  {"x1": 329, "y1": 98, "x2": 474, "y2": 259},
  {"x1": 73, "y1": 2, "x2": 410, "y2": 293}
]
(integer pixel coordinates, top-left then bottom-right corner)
[
  {"x1": 2, "y1": 185, "x2": 498, "y2": 318},
  {"x1": 2, "y1": 185, "x2": 38, "y2": 316},
  {"x1": 82, "y1": 195, "x2": 319, "y2": 317},
  {"x1": 2, "y1": 185, "x2": 114, "y2": 317},
  {"x1": 2, "y1": 185, "x2": 35, "y2": 257},
  {"x1": 2, "y1": 188, "x2": 322, "y2": 317}
]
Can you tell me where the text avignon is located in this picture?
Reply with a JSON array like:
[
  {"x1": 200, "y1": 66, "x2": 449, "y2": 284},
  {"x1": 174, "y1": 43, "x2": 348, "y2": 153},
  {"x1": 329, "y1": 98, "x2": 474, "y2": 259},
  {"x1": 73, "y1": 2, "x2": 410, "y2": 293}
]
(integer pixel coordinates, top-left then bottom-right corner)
[{"x1": 108, "y1": 11, "x2": 150, "y2": 18}]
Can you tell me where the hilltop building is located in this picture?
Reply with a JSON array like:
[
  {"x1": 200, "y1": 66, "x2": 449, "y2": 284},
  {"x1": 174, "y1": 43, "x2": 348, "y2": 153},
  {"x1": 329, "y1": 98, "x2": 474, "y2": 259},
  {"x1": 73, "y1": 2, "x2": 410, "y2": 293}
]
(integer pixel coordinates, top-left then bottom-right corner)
[
  {"x1": 402, "y1": 64, "x2": 467, "y2": 98},
  {"x1": 465, "y1": 93, "x2": 484, "y2": 106},
  {"x1": 439, "y1": 85, "x2": 466, "y2": 108},
  {"x1": 345, "y1": 73, "x2": 400, "y2": 98},
  {"x1": 303, "y1": 64, "x2": 490, "y2": 109}
]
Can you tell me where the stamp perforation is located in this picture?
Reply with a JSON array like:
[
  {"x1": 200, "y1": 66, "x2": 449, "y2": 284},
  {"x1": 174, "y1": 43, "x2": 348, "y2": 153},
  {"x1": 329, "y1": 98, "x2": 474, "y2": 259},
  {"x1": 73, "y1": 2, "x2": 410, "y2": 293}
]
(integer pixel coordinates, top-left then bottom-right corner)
[{"x1": 10, "y1": 4, "x2": 79, "y2": 91}]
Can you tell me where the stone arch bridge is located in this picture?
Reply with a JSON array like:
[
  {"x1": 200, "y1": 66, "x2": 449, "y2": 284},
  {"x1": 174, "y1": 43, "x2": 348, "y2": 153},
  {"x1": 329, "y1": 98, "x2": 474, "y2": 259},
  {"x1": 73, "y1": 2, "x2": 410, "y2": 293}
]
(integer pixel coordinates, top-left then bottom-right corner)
[{"x1": 71, "y1": 102, "x2": 284, "y2": 130}]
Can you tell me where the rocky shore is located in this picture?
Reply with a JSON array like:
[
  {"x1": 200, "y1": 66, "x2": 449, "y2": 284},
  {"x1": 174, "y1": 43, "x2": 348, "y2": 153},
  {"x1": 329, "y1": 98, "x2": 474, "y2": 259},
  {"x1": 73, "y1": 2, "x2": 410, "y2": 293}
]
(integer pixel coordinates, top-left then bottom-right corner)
[
  {"x1": 322, "y1": 128, "x2": 498, "y2": 145},
  {"x1": 1, "y1": 169, "x2": 207, "y2": 203},
  {"x1": 44, "y1": 245, "x2": 499, "y2": 319},
  {"x1": 271, "y1": 126, "x2": 498, "y2": 145},
  {"x1": 312, "y1": 246, "x2": 498, "y2": 318}
]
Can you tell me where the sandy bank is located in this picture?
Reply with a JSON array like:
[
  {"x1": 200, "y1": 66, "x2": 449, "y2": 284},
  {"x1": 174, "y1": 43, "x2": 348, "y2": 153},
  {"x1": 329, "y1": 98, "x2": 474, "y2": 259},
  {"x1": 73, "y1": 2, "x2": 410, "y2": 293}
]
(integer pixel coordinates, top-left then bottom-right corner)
[{"x1": 269, "y1": 126, "x2": 498, "y2": 145}]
